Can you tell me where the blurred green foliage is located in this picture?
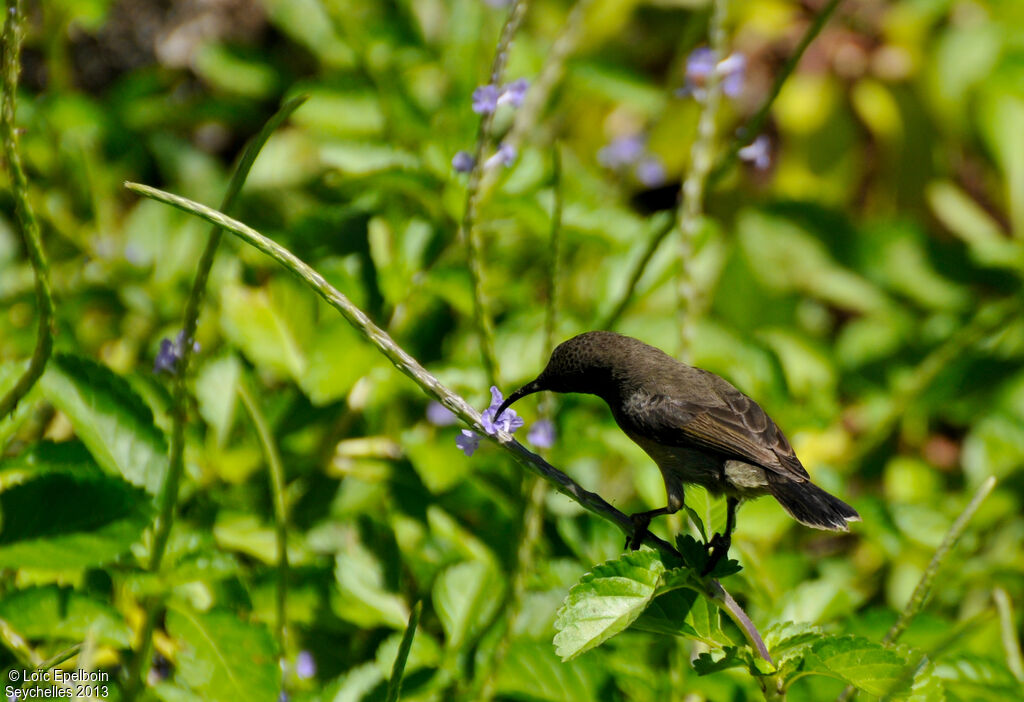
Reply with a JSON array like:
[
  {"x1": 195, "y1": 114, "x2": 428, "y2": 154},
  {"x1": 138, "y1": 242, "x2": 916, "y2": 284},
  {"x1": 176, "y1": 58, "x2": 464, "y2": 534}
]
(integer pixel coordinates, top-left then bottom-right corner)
[{"x1": 2, "y1": 0, "x2": 1024, "y2": 699}]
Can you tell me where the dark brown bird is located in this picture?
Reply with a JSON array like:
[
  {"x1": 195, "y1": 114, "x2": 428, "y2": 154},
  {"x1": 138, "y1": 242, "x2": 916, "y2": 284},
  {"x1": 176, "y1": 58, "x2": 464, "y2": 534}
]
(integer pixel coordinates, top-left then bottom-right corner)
[{"x1": 496, "y1": 331, "x2": 860, "y2": 572}]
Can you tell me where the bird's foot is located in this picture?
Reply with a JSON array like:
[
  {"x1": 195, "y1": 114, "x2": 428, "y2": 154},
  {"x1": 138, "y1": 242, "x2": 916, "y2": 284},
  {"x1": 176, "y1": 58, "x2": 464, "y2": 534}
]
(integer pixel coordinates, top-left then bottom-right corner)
[
  {"x1": 625, "y1": 513, "x2": 653, "y2": 551},
  {"x1": 701, "y1": 531, "x2": 732, "y2": 576}
]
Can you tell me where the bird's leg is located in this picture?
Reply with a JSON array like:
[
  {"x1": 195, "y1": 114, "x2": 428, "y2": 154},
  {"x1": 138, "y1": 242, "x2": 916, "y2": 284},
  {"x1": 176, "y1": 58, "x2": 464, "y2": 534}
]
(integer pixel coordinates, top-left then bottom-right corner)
[
  {"x1": 625, "y1": 506, "x2": 675, "y2": 550},
  {"x1": 702, "y1": 497, "x2": 739, "y2": 576}
]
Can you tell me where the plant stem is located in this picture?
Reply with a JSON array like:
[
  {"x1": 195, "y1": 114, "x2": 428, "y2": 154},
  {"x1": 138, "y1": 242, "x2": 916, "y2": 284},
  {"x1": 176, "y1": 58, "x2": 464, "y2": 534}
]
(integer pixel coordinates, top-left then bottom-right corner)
[
  {"x1": 238, "y1": 381, "x2": 290, "y2": 656},
  {"x1": 459, "y1": 0, "x2": 529, "y2": 385},
  {"x1": 0, "y1": 0, "x2": 55, "y2": 421},
  {"x1": 609, "y1": 0, "x2": 846, "y2": 329},
  {"x1": 709, "y1": 0, "x2": 846, "y2": 184},
  {"x1": 885, "y1": 476, "x2": 996, "y2": 645},
  {"x1": 994, "y1": 587, "x2": 1024, "y2": 682},
  {"x1": 675, "y1": 0, "x2": 729, "y2": 362},
  {"x1": 126, "y1": 181, "x2": 774, "y2": 669},
  {"x1": 385, "y1": 601, "x2": 422, "y2": 702},
  {"x1": 600, "y1": 214, "x2": 674, "y2": 330},
  {"x1": 838, "y1": 476, "x2": 997, "y2": 702},
  {"x1": 123, "y1": 95, "x2": 306, "y2": 700}
]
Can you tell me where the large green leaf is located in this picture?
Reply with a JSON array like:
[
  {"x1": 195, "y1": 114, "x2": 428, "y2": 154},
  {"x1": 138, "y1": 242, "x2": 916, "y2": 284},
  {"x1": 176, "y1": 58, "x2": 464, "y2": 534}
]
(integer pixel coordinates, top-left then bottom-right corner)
[
  {"x1": 803, "y1": 635, "x2": 912, "y2": 696},
  {"x1": 0, "y1": 469, "x2": 152, "y2": 569},
  {"x1": 495, "y1": 640, "x2": 604, "y2": 702},
  {"x1": 432, "y1": 559, "x2": 505, "y2": 650},
  {"x1": 0, "y1": 585, "x2": 131, "y2": 646},
  {"x1": 553, "y1": 550, "x2": 666, "y2": 660},
  {"x1": 166, "y1": 605, "x2": 279, "y2": 702},
  {"x1": 40, "y1": 354, "x2": 168, "y2": 494}
]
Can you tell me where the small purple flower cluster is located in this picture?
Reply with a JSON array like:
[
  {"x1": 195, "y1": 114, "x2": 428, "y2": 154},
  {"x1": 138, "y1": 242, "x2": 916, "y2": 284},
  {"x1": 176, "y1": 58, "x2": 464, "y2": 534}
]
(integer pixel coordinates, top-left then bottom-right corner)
[
  {"x1": 677, "y1": 48, "x2": 746, "y2": 101},
  {"x1": 452, "y1": 79, "x2": 530, "y2": 174},
  {"x1": 429, "y1": 387, "x2": 556, "y2": 455},
  {"x1": 676, "y1": 47, "x2": 773, "y2": 171},
  {"x1": 154, "y1": 330, "x2": 200, "y2": 375},
  {"x1": 598, "y1": 134, "x2": 667, "y2": 187}
]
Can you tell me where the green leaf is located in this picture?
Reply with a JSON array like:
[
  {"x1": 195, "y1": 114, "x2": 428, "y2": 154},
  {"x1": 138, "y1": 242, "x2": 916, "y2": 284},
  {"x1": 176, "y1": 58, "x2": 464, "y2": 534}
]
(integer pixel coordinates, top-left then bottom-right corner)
[
  {"x1": 298, "y1": 320, "x2": 380, "y2": 406},
  {"x1": 0, "y1": 470, "x2": 152, "y2": 569},
  {"x1": 433, "y1": 559, "x2": 504, "y2": 650},
  {"x1": 0, "y1": 586, "x2": 131, "y2": 646},
  {"x1": 495, "y1": 640, "x2": 603, "y2": 702},
  {"x1": 553, "y1": 550, "x2": 666, "y2": 660},
  {"x1": 693, "y1": 647, "x2": 748, "y2": 676},
  {"x1": 803, "y1": 635, "x2": 911, "y2": 696},
  {"x1": 40, "y1": 354, "x2": 169, "y2": 494},
  {"x1": 195, "y1": 355, "x2": 242, "y2": 448},
  {"x1": 333, "y1": 545, "x2": 409, "y2": 630},
  {"x1": 167, "y1": 605, "x2": 279, "y2": 702},
  {"x1": 737, "y1": 210, "x2": 889, "y2": 314},
  {"x1": 934, "y1": 654, "x2": 1022, "y2": 696},
  {"x1": 219, "y1": 279, "x2": 313, "y2": 381},
  {"x1": 683, "y1": 485, "x2": 726, "y2": 541}
]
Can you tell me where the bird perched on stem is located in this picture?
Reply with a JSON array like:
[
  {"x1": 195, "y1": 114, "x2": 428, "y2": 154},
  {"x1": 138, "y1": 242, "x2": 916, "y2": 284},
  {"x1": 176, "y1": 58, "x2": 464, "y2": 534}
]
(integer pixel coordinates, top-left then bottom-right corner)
[{"x1": 496, "y1": 331, "x2": 860, "y2": 574}]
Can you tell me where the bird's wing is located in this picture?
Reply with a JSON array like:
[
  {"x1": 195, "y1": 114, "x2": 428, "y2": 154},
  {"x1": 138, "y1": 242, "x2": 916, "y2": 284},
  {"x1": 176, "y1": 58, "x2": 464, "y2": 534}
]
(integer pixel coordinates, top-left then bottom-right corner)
[{"x1": 624, "y1": 388, "x2": 810, "y2": 482}]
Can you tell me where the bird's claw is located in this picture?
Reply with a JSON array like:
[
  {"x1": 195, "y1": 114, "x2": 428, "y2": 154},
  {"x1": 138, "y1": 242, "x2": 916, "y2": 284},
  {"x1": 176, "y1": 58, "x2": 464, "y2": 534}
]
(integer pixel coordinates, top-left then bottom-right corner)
[
  {"x1": 701, "y1": 532, "x2": 731, "y2": 576},
  {"x1": 625, "y1": 513, "x2": 652, "y2": 551}
]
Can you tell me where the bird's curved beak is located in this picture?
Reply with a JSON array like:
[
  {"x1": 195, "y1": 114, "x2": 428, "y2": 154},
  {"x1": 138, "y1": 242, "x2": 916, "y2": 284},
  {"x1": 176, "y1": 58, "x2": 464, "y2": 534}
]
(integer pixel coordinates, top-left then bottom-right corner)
[{"x1": 495, "y1": 379, "x2": 545, "y2": 420}]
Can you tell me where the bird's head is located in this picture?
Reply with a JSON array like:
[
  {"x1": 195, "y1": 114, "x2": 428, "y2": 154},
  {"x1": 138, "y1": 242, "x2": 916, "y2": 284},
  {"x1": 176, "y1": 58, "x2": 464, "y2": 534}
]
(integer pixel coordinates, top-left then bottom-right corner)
[{"x1": 495, "y1": 331, "x2": 633, "y2": 418}]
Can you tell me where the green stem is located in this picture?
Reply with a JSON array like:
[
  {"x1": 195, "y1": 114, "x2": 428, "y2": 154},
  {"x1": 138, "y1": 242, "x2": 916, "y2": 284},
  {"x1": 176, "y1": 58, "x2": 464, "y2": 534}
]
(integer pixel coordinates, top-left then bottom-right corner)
[
  {"x1": 238, "y1": 382, "x2": 290, "y2": 655},
  {"x1": 600, "y1": 214, "x2": 674, "y2": 330},
  {"x1": 0, "y1": 0, "x2": 56, "y2": 421},
  {"x1": 709, "y1": 0, "x2": 846, "y2": 184},
  {"x1": 124, "y1": 95, "x2": 307, "y2": 701},
  {"x1": 496, "y1": 0, "x2": 595, "y2": 168},
  {"x1": 385, "y1": 602, "x2": 422, "y2": 702},
  {"x1": 675, "y1": 0, "x2": 729, "y2": 363},
  {"x1": 884, "y1": 476, "x2": 996, "y2": 645},
  {"x1": 994, "y1": 587, "x2": 1024, "y2": 682},
  {"x1": 610, "y1": 0, "x2": 847, "y2": 329},
  {"x1": 459, "y1": 0, "x2": 530, "y2": 385}
]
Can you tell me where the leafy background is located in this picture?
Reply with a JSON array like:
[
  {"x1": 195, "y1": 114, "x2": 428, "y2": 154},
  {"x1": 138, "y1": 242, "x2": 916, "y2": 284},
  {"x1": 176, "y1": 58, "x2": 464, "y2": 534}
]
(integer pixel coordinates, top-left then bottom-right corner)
[{"x1": 1, "y1": 0, "x2": 1023, "y2": 700}]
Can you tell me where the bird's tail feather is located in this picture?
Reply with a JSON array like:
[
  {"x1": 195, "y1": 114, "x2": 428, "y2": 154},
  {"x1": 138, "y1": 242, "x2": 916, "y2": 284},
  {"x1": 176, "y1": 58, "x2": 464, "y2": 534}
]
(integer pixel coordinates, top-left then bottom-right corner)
[{"x1": 767, "y1": 476, "x2": 860, "y2": 531}]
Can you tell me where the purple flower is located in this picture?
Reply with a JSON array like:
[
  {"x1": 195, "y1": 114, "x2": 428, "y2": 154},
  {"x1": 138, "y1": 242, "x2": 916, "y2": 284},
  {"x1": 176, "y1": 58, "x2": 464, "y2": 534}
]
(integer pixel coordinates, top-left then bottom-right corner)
[
  {"x1": 598, "y1": 134, "x2": 646, "y2": 169},
  {"x1": 480, "y1": 386, "x2": 525, "y2": 435},
  {"x1": 484, "y1": 143, "x2": 517, "y2": 170},
  {"x1": 678, "y1": 48, "x2": 746, "y2": 101},
  {"x1": 154, "y1": 330, "x2": 199, "y2": 375},
  {"x1": 452, "y1": 150, "x2": 475, "y2": 173},
  {"x1": 738, "y1": 134, "x2": 771, "y2": 170},
  {"x1": 527, "y1": 419, "x2": 556, "y2": 448},
  {"x1": 472, "y1": 84, "x2": 501, "y2": 114},
  {"x1": 499, "y1": 78, "x2": 529, "y2": 108},
  {"x1": 295, "y1": 651, "x2": 316, "y2": 680},
  {"x1": 456, "y1": 429, "x2": 481, "y2": 456},
  {"x1": 718, "y1": 53, "x2": 747, "y2": 97},
  {"x1": 455, "y1": 386, "x2": 526, "y2": 456},
  {"x1": 427, "y1": 401, "x2": 458, "y2": 426},
  {"x1": 635, "y1": 157, "x2": 667, "y2": 187}
]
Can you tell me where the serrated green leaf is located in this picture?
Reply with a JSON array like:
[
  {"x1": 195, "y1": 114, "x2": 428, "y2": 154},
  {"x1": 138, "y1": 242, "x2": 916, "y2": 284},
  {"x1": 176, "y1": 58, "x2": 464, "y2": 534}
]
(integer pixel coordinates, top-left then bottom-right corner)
[
  {"x1": 693, "y1": 647, "x2": 748, "y2": 676},
  {"x1": 166, "y1": 605, "x2": 279, "y2": 702},
  {"x1": 298, "y1": 320, "x2": 380, "y2": 406},
  {"x1": 0, "y1": 585, "x2": 131, "y2": 646},
  {"x1": 0, "y1": 470, "x2": 152, "y2": 568},
  {"x1": 553, "y1": 550, "x2": 666, "y2": 660},
  {"x1": 433, "y1": 559, "x2": 504, "y2": 649},
  {"x1": 629, "y1": 585, "x2": 730, "y2": 649},
  {"x1": 40, "y1": 354, "x2": 168, "y2": 494},
  {"x1": 805, "y1": 635, "x2": 911, "y2": 696}
]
